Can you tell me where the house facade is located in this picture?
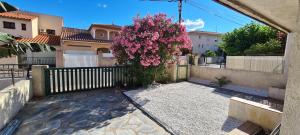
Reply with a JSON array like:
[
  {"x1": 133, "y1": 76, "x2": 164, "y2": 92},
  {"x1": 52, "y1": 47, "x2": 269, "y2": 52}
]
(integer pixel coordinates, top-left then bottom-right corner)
[
  {"x1": 0, "y1": 11, "x2": 121, "y2": 67},
  {"x1": 0, "y1": 11, "x2": 63, "y2": 38},
  {"x1": 0, "y1": 11, "x2": 62, "y2": 65},
  {"x1": 189, "y1": 31, "x2": 222, "y2": 56},
  {"x1": 57, "y1": 25, "x2": 121, "y2": 67}
]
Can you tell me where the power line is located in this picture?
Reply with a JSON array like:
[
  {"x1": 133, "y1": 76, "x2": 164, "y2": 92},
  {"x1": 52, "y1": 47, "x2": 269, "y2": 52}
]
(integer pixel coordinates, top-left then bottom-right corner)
[
  {"x1": 140, "y1": 0, "x2": 185, "y2": 24},
  {"x1": 187, "y1": 0, "x2": 244, "y2": 26},
  {"x1": 189, "y1": 0, "x2": 249, "y2": 23}
]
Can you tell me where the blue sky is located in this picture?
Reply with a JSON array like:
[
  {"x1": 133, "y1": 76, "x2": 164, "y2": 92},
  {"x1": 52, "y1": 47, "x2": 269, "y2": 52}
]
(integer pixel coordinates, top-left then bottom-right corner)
[{"x1": 5, "y1": 0, "x2": 255, "y2": 33}]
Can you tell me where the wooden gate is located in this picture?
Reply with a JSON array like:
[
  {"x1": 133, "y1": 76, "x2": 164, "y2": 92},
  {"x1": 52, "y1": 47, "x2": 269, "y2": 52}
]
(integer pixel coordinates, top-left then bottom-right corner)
[{"x1": 44, "y1": 66, "x2": 134, "y2": 95}]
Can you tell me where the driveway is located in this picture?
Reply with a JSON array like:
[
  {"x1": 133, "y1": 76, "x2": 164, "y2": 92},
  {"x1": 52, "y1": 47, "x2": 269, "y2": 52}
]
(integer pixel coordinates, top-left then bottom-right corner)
[{"x1": 14, "y1": 89, "x2": 169, "y2": 135}]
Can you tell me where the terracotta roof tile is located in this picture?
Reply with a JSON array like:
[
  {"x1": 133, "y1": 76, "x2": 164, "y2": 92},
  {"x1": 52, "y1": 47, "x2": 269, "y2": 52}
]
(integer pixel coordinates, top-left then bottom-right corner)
[
  {"x1": 0, "y1": 11, "x2": 37, "y2": 20},
  {"x1": 17, "y1": 34, "x2": 60, "y2": 46},
  {"x1": 61, "y1": 27, "x2": 112, "y2": 43},
  {"x1": 189, "y1": 31, "x2": 222, "y2": 35},
  {"x1": 88, "y1": 24, "x2": 122, "y2": 31}
]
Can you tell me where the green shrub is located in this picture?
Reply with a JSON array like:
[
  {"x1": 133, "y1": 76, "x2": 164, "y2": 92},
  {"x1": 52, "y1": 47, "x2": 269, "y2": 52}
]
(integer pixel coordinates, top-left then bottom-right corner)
[
  {"x1": 205, "y1": 50, "x2": 217, "y2": 57},
  {"x1": 244, "y1": 39, "x2": 283, "y2": 55},
  {"x1": 215, "y1": 76, "x2": 231, "y2": 87}
]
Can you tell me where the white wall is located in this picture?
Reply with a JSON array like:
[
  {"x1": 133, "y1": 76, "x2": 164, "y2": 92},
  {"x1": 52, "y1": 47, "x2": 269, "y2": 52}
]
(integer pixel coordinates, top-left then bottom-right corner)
[
  {"x1": 36, "y1": 13, "x2": 63, "y2": 35},
  {"x1": 0, "y1": 80, "x2": 32, "y2": 130},
  {"x1": 189, "y1": 34, "x2": 221, "y2": 55},
  {"x1": 226, "y1": 56, "x2": 284, "y2": 73},
  {"x1": 0, "y1": 17, "x2": 37, "y2": 38}
]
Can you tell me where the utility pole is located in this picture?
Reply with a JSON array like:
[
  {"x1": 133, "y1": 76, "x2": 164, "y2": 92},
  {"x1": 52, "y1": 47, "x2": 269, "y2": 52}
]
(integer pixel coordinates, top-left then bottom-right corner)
[
  {"x1": 141, "y1": 0, "x2": 185, "y2": 24},
  {"x1": 178, "y1": 0, "x2": 183, "y2": 24}
]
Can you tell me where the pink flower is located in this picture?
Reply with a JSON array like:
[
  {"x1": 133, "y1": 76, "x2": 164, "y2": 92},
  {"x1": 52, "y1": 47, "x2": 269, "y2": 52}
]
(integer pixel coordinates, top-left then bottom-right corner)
[{"x1": 112, "y1": 13, "x2": 192, "y2": 68}]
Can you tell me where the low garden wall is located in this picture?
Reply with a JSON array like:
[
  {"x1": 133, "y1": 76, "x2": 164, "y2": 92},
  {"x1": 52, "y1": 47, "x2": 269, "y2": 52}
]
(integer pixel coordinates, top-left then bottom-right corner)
[
  {"x1": 190, "y1": 66, "x2": 286, "y2": 91},
  {"x1": 229, "y1": 97, "x2": 282, "y2": 130},
  {"x1": 0, "y1": 80, "x2": 32, "y2": 130}
]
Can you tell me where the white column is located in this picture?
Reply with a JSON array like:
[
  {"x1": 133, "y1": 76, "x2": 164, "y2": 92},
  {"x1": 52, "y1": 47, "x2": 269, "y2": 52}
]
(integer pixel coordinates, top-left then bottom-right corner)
[{"x1": 107, "y1": 30, "x2": 110, "y2": 40}]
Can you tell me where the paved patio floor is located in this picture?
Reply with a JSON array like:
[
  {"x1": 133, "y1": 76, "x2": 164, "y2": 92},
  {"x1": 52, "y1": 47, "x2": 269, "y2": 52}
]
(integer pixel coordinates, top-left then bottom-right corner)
[{"x1": 14, "y1": 89, "x2": 169, "y2": 135}]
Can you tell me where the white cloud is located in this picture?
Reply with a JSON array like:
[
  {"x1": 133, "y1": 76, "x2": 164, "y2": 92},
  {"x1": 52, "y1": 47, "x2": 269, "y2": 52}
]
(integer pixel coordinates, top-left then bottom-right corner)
[
  {"x1": 97, "y1": 3, "x2": 108, "y2": 8},
  {"x1": 182, "y1": 18, "x2": 205, "y2": 31}
]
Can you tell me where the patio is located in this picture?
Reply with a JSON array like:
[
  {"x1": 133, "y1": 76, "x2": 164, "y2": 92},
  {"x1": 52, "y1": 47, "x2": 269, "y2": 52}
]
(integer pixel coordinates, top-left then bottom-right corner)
[
  {"x1": 14, "y1": 89, "x2": 169, "y2": 135},
  {"x1": 124, "y1": 82, "x2": 282, "y2": 135}
]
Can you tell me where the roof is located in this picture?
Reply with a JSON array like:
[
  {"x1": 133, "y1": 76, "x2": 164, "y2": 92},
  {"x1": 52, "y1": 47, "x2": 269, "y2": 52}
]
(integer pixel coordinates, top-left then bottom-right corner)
[
  {"x1": 88, "y1": 24, "x2": 122, "y2": 31},
  {"x1": 61, "y1": 27, "x2": 112, "y2": 43},
  {"x1": 17, "y1": 34, "x2": 60, "y2": 46},
  {"x1": 0, "y1": 11, "x2": 37, "y2": 20},
  {"x1": 213, "y1": 0, "x2": 295, "y2": 33},
  {"x1": 188, "y1": 31, "x2": 222, "y2": 35}
]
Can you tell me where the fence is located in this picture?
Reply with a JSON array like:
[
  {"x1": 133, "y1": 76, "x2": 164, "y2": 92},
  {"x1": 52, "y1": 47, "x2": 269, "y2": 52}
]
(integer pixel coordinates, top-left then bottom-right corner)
[
  {"x1": 0, "y1": 64, "x2": 31, "y2": 79},
  {"x1": 21, "y1": 57, "x2": 56, "y2": 65},
  {"x1": 226, "y1": 56, "x2": 284, "y2": 73},
  {"x1": 44, "y1": 66, "x2": 135, "y2": 95}
]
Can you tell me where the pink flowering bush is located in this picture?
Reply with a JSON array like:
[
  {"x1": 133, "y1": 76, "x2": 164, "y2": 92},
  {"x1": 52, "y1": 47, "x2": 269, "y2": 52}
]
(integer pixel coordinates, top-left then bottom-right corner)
[{"x1": 112, "y1": 14, "x2": 191, "y2": 86}]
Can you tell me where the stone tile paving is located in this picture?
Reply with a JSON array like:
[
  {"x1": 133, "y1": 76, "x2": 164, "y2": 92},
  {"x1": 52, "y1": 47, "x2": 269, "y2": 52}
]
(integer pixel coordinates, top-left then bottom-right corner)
[{"x1": 14, "y1": 89, "x2": 169, "y2": 135}]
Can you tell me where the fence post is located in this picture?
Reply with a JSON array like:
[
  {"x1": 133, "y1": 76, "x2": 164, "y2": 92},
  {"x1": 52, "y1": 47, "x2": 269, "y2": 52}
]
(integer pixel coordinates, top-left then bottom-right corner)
[{"x1": 32, "y1": 65, "x2": 49, "y2": 97}]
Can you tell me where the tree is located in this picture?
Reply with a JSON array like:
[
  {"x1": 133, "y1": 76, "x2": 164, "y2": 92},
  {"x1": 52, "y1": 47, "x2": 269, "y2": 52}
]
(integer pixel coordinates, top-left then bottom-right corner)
[
  {"x1": 219, "y1": 22, "x2": 278, "y2": 56},
  {"x1": 244, "y1": 39, "x2": 283, "y2": 55},
  {"x1": 0, "y1": 32, "x2": 55, "y2": 58},
  {"x1": 112, "y1": 14, "x2": 191, "y2": 86}
]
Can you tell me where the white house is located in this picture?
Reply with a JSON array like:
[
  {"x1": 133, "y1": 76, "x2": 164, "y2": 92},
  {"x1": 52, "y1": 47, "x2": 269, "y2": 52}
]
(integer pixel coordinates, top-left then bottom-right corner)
[{"x1": 189, "y1": 31, "x2": 222, "y2": 56}]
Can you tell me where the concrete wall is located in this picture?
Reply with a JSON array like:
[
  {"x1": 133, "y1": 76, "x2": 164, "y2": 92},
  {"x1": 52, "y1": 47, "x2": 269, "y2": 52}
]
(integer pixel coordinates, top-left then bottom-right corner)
[
  {"x1": 190, "y1": 66, "x2": 286, "y2": 90},
  {"x1": 31, "y1": 17, "x2": 38, "y2": 38},
  {"x1": 229, "y1": 97, "x2": 282, "y2": 130},
  {"x1": 0, "y1": 56, "x2": 18, "y2": 64},
  {"x1": 281, "y1": 32, "x2": 300, "y2": 135},
  {"x1": 226, "y1": 56, "x2": 284, "y2": 73},
  {"x1": 34, "y1": 13, "x2": 63, "y2": 35},
  {"x1": 62, "y1": 40, "x2": 111, "y2": 52},
  {"x1": 0, "y1": 80, "x2": 32, "y2": 130},
  {"x1": 32, "y1": 65, "x2": 48, "y2": 97},
  {"x1": 0, "y1": 17, "x2": 37, "y2": 38},
  {"x1": 98, "y1": 54, "x2": 116, "y2": 66}
]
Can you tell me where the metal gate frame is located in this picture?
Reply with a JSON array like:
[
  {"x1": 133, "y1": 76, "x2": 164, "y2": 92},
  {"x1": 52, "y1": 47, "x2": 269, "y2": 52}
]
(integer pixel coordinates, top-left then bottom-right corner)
[
  {"x1": 44, "y1": 66, "x2": 134, "y2": 95},
  {"x1": 176, "y1": 64, "x2": 188, "y2": 82}
]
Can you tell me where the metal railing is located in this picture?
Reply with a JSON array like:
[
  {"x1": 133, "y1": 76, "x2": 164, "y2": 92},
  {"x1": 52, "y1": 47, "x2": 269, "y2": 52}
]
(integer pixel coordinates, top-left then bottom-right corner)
[
  {"x1": 270, "y1": 123, "x2": 281, "y2": 135},
  {"x1": 0, "y1": 64, "x2": 31, "y2": 79},
  {"x1": 21, "y1": 57, "x2": 56, "y2": 65}
]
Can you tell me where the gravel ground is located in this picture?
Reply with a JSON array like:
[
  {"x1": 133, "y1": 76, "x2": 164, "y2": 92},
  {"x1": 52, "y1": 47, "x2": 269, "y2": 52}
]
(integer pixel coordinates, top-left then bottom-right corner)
[{"x1": 124, "y1": 82, "x2": 243, "y2": 135}]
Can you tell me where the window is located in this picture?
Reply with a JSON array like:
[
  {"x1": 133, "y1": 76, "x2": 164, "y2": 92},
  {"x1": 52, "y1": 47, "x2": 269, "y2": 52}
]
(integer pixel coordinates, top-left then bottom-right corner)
[
  {"x1": 100, "y1": 33, "x2": 105, "y2": 37},
  {"x1": 46, "y1": 29, "x2": 55, "y2": 35},
  {"x1": 3, "y1": 21, "x2": 15, "y2": 29},
  {"x1": 21, "y1": 23, "x2": 26, "y2": 31},
  {"x1": 198, "y1": 35, "x2": 201, "y2": 39}
]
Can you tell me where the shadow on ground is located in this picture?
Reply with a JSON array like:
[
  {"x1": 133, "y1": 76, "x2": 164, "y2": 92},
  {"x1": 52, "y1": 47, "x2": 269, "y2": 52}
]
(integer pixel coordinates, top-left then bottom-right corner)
[{"x1": 14, "y1": 89, "x2": 137, "y2": 134}]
